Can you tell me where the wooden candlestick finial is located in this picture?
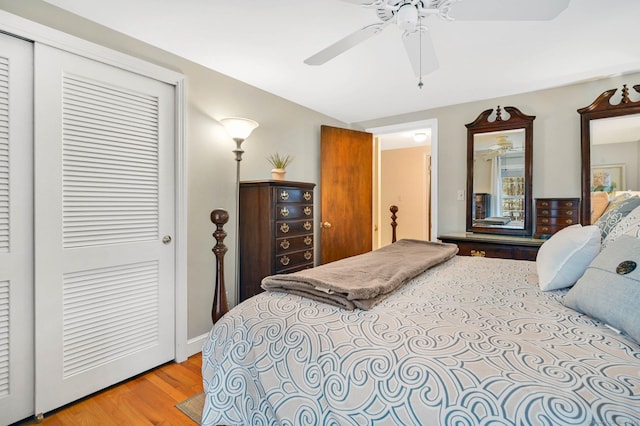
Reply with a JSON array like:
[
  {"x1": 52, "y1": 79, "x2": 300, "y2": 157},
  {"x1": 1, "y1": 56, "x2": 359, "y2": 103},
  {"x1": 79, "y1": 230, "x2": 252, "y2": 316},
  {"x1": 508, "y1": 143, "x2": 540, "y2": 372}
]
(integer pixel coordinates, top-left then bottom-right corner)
[
  {"x1": 390, "y1": 205, "x2": 398, "y2": 243},
  {"x1": 211, "y1": 208, "x2": 229, "y2": 324}
]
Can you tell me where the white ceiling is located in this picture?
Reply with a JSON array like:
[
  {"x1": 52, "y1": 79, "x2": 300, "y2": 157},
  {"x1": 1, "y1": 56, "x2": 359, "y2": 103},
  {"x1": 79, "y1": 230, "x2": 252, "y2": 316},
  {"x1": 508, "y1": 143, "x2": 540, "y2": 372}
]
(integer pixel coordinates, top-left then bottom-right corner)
[{"x1": 42, "y1": 0, "x2": 640, "y2": 124}]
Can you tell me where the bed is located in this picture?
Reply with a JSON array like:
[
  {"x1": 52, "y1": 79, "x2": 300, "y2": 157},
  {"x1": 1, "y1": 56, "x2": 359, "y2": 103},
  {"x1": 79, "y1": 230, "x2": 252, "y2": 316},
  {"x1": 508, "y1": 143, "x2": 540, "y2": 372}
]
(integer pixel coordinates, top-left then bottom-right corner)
[
  {"x1": 201, "y1": 83, "x2": 640, "y2": 424},
  {"x1": 202, "y1": 231, "x2": 640, "y2": 425}
]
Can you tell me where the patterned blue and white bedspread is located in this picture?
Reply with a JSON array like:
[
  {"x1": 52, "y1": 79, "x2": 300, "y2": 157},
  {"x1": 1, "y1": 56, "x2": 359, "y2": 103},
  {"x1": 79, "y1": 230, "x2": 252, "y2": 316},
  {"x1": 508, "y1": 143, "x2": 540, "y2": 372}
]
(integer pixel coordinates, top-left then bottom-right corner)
[{"x1": 201, "y1": 256, "x2": 640, "y2": 425}]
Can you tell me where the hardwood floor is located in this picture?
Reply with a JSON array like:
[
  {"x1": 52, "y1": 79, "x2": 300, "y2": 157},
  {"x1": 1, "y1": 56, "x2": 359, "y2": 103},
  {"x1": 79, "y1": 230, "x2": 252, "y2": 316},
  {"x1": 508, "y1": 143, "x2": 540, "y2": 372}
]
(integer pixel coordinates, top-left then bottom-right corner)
[{"x1": 15, "y1": 353, "x2": 203, "y2": 426}]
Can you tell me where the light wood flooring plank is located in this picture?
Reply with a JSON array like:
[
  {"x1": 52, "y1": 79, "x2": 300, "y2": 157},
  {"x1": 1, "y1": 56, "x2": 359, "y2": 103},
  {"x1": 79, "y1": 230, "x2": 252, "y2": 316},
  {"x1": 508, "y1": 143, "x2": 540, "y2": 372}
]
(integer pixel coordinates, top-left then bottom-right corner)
[{"x1": 14, "y1": 353, "x2": 203, "y2": 425}]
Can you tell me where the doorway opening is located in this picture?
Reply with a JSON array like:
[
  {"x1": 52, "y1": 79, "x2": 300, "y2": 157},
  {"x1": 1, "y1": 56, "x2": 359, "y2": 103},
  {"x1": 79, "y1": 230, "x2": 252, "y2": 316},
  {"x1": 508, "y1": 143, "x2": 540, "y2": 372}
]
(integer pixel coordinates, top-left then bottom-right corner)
[{"x1": 367, "y1": 119, "x2": 438, "y2": 248}]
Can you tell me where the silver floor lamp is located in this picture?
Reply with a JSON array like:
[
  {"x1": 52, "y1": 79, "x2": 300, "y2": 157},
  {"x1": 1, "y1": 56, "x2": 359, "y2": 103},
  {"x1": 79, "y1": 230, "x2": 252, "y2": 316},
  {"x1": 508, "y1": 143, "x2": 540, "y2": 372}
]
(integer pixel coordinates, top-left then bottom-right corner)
[{"x1": 220, "y1": 117, "x2": 259, "y2": 306}]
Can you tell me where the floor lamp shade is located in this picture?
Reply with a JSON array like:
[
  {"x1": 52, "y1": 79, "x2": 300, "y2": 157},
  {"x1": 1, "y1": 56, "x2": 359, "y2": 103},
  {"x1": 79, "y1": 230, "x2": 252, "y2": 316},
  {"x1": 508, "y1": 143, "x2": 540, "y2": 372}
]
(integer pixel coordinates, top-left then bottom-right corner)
[{"x1": 220, "y1": 117, "x2": 259, "y2": 142}]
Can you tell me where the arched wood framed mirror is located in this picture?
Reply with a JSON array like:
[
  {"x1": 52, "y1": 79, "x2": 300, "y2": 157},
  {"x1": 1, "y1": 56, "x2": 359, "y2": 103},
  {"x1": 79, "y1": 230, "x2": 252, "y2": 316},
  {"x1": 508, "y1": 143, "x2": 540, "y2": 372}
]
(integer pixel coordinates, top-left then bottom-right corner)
[
  {"x1": 578, "y1": 84, "x2": 640, "y2": 224},
  {"x1": 466, "y1": 106, "x2": 534, "y2": 236}
]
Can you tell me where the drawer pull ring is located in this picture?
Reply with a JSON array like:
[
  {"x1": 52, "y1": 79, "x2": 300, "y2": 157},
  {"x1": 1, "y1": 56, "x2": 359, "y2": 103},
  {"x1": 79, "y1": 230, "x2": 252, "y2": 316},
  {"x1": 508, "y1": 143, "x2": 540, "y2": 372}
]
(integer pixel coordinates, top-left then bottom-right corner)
[
  {"x1": 280, "y1": 256, "x2": 290, "y2": 266},
  {"x1": 303, "y1": 191, "x2": 312, "y2": 201},
  {"x1": 280, "y1": 207, "x2": 290, "y2": 217},
  {"x1": 280, "y1": 223, "x2": 290, "y2": 233},
  {"x1": 565, "y1": 219, "x2": 573, "y2": 224},
  {"x1": 304, "y1": 251, "x2": 313, "y2": 260},
  {"x1": 280, "y1": 191, "x2": 289, "y2": 201},
  {"x1": 280, "y1": 239, "x2": 290, "y2": 249},
  {"x1": 304, "y1": 221, "x2": 313, "y2": 231},
  {"x1": 304, "y1": 206, "x2": 312, "y2": 216},
  {"x1": 470, "y1": 250, "x2": 486, "y2": 257},
  {"x1": 304, "y1": 236, "x2": 312, "y2": 245}
]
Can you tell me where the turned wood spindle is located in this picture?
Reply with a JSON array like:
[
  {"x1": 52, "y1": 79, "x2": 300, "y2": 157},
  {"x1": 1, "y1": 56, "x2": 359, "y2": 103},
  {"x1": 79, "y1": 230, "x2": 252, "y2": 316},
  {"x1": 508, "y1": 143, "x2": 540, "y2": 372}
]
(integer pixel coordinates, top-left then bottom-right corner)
[
  {"x1": 211, "y1": 208, "x2": 229, "y2": 324},
  {"x1": 390, "y1": 205, "x2": 398, "y2": 243}
]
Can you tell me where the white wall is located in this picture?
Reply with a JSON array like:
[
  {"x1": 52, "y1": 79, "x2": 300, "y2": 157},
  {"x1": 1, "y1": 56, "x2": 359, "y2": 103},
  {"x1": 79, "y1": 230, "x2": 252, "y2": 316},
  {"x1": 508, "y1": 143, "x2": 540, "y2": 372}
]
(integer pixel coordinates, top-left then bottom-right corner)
[
  {"x1": 0, "y1": 0, "x2": 348, "y2": 345},
  {"x1": 358, "y1": 71, "x2": 640, "y2": 235}
]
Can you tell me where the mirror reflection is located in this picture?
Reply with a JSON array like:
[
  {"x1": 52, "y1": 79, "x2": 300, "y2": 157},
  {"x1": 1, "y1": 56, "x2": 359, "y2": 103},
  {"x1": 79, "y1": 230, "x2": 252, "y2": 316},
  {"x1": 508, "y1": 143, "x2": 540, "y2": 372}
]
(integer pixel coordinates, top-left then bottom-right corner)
[
  {"x1": 472, "y1": 129, "x2": 526, "y2": 229},
  {"x1": 466, "y1": 105, "x2": 534, "y2": 236},
  {"x1": 590, "y1": 114, "x2": 640, "y2": 194}
]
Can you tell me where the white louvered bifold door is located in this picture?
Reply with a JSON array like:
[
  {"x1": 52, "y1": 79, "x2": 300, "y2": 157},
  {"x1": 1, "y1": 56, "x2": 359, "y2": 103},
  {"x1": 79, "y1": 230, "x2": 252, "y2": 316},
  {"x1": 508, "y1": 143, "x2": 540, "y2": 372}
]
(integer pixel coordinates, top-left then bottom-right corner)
[
  {"x1": 34, "y1": 44, "x2": 175, "y2": 414},
  {"x1": 0, "y1": 33, "x2": 35, "y2": 425}
]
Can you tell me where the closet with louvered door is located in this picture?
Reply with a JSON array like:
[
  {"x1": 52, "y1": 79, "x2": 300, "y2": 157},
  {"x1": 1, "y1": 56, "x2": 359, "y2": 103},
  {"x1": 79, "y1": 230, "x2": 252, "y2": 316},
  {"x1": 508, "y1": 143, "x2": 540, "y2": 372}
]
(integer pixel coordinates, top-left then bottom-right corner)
[
  {"x1": 0, "y1": 31, "x2": 179, "y2": 423},
  {"x1": 33, "y1": 44, "x2": 176, "y2": 415},
  {"x1": 0, "y1": 32, "x2": 35, "y2": 426}
]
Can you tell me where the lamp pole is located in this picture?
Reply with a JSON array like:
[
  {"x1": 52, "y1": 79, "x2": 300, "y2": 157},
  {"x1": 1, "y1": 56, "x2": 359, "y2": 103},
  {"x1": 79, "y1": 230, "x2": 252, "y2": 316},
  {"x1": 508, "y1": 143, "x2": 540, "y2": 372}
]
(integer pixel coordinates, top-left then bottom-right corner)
[
  {"x1": 219, "y1": 117, "x2": 259, "y2": 307},
  {"x1": 233, "y1": 137, "x2": 244, "y2": 306}
]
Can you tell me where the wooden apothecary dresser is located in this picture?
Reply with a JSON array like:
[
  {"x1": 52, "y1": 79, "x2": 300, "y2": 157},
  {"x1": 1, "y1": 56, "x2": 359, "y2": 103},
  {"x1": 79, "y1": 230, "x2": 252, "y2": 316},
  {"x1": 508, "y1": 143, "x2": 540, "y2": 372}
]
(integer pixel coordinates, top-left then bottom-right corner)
[
  {"x1": 238, "y1": 180, "x2": 315, "y2": 302},
  {"x1": 534, "y1": 198, "x2": 580, "y2": 239}
]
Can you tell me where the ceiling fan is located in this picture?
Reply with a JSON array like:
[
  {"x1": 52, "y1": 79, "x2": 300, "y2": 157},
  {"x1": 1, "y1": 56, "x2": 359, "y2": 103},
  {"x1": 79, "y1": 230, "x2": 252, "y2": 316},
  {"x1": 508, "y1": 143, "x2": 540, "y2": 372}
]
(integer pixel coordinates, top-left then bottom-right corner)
[
  {"x1": 477, "y1": 135, "x2": 522, "y2": 160},
  {"x1": 304, "y1": 0, "x2": 571, "y2": 85}
]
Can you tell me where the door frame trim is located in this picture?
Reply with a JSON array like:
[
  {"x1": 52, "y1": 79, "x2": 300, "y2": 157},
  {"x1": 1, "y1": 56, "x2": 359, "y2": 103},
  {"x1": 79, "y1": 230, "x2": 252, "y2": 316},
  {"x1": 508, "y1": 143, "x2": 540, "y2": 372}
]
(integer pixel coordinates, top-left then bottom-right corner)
[
  {"x1": 0, "y1": 10, "x2": 190, "y2": 362},
  {"x1": 366, "y1": 118, "x2": 438, "y2": 242}
]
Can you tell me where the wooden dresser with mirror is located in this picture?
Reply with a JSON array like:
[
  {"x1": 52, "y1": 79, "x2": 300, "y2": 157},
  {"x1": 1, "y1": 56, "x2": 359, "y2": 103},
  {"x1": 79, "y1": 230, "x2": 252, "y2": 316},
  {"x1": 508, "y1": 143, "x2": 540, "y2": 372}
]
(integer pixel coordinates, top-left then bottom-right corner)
[
  {"x1": 443, "y1": 85, "x2": 640, "y2": 259},
  {"x1": 578, "y1": 83, "x2": 640, "y2": 224},
  {"x1": 440, "y1": 105, "x2": 545, "y2": 260}
]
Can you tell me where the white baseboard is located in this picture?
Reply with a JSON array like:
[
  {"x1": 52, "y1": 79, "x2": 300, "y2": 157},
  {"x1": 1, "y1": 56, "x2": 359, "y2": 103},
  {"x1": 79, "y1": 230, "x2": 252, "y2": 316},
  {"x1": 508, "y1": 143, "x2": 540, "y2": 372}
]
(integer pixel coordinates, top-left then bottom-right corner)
[{"x1": 186, "y1": 333, "x2": 209, "y2": 357}]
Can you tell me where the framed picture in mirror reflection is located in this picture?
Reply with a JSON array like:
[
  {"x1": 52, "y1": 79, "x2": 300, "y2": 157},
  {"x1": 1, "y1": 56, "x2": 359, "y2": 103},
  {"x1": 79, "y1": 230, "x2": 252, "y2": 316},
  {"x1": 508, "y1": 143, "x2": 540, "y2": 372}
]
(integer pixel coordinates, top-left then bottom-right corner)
[{"x1": 591, "y1": 163, "x2": 625, "y2": 195}]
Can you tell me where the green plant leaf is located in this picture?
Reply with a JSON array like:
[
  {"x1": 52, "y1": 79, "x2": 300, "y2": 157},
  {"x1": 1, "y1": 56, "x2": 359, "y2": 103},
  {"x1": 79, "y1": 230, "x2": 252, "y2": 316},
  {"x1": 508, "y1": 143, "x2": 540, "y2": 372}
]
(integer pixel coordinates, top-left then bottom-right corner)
[{"x1": 267, "y1": 152, "x2": 294, "y2": 169}]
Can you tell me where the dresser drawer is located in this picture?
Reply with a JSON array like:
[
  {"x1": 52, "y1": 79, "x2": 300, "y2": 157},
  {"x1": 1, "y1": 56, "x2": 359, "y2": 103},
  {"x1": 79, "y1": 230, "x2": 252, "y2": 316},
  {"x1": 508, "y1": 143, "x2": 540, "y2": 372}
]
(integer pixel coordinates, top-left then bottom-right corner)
[
  {"x1": 535, "y1": 224, "x2": 571, "y2": 237},
  {"x1": 536, "y1": 216, "x2": 578, "y2": 226},
  {"x1": 275, "y1": 234, "x2": 314, "y2": 254},
  {"x1": 275, "y1": 187, "x2": 313, "y2": 203},
  {"x1": 536, "y1": 199, "x2": 579, "y2": 209},
  {"x1": 455, "y1": 242, "x2": 513, "y2": 259},
  {"x1": 276, "y1": 249, "x2": 314, "y2": 272},
  {"x1": 439, "y1": 235, "x2": 542, "y2": 261},
  {"x1": 456, "y1": 242, "x2": 538, "y2": 261},
  {"x1": 536, "y1": 208, "x2": 578, "y2": 219},
  {"x1": 276, "y1": 203, "x2": 313, "y2": 220},
  {"x1": 276, "y1": 219, "x2": 314, "y2": 237}
]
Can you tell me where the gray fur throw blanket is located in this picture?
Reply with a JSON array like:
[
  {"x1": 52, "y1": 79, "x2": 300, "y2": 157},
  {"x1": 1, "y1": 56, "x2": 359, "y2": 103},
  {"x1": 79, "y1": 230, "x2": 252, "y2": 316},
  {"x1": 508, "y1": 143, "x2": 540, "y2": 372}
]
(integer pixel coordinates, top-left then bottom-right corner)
[{"x1": 261, "y1": 239, "x2": 458, "y2": 310}]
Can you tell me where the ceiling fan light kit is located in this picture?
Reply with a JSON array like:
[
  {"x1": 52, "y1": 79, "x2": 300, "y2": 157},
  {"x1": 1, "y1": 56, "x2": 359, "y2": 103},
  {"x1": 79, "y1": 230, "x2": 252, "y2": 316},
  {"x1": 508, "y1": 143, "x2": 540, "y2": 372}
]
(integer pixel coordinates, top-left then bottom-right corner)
[
  {"x1": 396, "y1": 3, "x2": 419, "y2": 31},
  {"x1": 304, "y1": 0, "x2": 571, "y2": 88}
]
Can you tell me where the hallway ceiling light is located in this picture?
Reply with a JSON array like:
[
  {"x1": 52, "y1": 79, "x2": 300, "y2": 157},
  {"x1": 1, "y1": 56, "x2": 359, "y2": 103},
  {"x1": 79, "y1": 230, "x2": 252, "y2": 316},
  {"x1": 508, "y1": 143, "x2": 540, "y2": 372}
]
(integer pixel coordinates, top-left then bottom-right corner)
[{"x1": 413, "y1": 132, "x2": 427, "y2": 142}]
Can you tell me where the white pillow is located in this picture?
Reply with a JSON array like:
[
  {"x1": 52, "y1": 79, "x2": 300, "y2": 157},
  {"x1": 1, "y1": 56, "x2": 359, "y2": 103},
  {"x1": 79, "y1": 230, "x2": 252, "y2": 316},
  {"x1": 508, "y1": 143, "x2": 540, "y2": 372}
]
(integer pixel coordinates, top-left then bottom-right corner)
[{"x1": 536, "y1": 224, "x2": 601, "y2": 291}]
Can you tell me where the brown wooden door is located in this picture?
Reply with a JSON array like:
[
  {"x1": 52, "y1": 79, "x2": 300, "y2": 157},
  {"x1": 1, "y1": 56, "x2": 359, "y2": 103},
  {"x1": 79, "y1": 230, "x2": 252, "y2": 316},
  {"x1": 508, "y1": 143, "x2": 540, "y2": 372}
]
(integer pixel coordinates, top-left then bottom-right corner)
[{"x1": 320, "y1": 125, "x2": 373, "y2": 264}]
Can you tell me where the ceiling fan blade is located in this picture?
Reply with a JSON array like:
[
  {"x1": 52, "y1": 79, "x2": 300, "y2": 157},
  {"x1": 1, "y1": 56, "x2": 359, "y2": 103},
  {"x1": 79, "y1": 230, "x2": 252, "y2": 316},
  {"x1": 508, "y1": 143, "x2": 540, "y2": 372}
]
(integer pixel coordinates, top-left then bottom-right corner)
[
  {"x1": 402, "y1": 29, "x2": 438, "y2": 77},
  {"x1": 304, "y1": 22, "x2": 389, "y2": 66},
  {"x1": 448, "y1": 0, "x2": 570, "y2": 21}
]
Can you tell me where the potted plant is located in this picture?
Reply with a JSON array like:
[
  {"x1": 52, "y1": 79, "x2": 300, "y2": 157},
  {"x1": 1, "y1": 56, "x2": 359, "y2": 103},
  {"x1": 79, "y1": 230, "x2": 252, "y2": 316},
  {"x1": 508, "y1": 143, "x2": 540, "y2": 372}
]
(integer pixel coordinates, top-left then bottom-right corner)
[{"x1": 267, "y1": 152, "x2": 293, "y2": 180}]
